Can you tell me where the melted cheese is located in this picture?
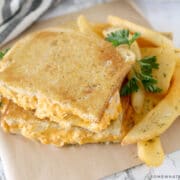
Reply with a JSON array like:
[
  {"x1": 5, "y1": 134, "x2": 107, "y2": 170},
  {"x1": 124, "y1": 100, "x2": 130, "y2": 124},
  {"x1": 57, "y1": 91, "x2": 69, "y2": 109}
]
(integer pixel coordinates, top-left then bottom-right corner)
[
  {"x1": 0, "y1": 86, "x2": 121, "y2": 132},
  {"x1": 1, "y1": 99, "x2": 123, "y2": 146},
  {"x1": 1, "y1": 119, "x2": 122, "y2": 146}
]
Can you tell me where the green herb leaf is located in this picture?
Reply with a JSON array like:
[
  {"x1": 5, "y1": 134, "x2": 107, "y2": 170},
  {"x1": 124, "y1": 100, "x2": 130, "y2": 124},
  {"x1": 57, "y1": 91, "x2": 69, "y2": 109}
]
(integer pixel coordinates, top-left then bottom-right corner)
[
  {"x1": 120, "y1": 77, "x2": 139, "y2": 96},
  {"x1": 106, "y1": 30, "x2": 140, "y2": 47},
  {"x1": 0, "y1": 48, "x2": 9, "y2": 60},
  {"x1": 106, "y1": 30, "x2": 161, "y2": 96},
  {"x1": 120, "y1": 56, "x2": 162, "y2": 96},
  {"x1": 143, "y1": 83, "x2": 162, "y2": 93},
  {"x1": 128, "y1": 32, "x2": 141, "y2": 46},
  {"x1": 106, "y1": 29, "x2": 129, "y2": 47},
  {"x1": 138, "y1": 56, "x2": 159, "y2": 74},
  {"x1": 138, "y1": 73, "x2": 161, "y2": 93}
]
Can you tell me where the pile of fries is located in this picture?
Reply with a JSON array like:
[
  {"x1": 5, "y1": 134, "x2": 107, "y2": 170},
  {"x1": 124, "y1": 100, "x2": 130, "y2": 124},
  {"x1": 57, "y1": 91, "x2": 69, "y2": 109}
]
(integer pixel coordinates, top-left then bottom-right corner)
[{"x1": 78, "y1": 15, "x2": 180, "y2": 166}]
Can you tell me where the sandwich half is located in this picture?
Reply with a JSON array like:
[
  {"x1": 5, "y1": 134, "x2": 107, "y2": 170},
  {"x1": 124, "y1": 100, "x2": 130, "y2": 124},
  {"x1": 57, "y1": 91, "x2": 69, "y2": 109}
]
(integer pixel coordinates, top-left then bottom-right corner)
[
  {"x1": 0, "y1": 28, "x2": 133, "y2": 132},
  {"x1": 0, "y1": 97, "x2": 126, "y2": 146}
]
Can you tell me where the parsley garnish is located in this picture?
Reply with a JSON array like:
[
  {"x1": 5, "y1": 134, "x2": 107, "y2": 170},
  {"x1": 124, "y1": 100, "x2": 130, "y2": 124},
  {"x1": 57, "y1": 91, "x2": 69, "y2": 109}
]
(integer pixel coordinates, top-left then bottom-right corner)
[
  {"x1": 138, "y1": 56, "x2": 159, "y2": 74},
  {"x1": 0, "y1": 48, "x2": 9, "y2": 60},
  {"x1": 120, "y1": 77, "x2": 139, "y2": 96},
  {"x1": 105, "y1": 30, "x2": 161, "y2": 96},
  {"x1": 120, "y1": 56, "x2": 162, "y2": 96},
  {"x1": 105, "y1": 29, "x2": 141, "y2": 47}
]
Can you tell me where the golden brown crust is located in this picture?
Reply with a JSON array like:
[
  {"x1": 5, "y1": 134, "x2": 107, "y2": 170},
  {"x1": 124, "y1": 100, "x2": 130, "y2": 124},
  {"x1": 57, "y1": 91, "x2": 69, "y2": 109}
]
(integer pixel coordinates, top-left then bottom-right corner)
[
  {"x1": 0, "y1": 85, "x2": 121, "y2": 132},
  {"x1": 0, "y1": 99, "x2": 122, "y2": 146},
  {"x1": 0, "y1": 28, "x2": 133, "y2": 126},
  {"x1": 120, "y1": 96, "x2": 135, "y2": 140}
]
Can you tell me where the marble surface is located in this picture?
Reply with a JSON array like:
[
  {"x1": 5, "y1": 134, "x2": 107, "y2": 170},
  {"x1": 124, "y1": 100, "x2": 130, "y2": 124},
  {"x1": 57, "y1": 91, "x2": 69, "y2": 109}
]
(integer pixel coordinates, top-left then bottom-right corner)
[
  {"x1": 103, "y1": 151, "x2": 180, "y2": 180},
  {"x1": 0, "y1": 0, "x2": 180, "y2": 179}
]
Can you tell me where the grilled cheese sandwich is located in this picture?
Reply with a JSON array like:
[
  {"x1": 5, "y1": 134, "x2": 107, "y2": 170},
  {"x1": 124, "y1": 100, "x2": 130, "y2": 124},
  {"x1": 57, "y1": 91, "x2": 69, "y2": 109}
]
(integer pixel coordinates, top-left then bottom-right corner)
[
  {"x1": 1, "y1": 98, "x2": 123, "y2": 146},
  {"x1": 0, "y1": 28, "x2": 133, "y2": 132}
]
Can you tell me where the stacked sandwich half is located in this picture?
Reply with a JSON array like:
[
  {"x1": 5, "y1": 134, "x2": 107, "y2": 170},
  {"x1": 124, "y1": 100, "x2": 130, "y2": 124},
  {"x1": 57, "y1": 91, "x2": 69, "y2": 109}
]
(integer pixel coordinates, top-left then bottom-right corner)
[{"x1": 0, "y1": 16, "x2": 135, "y2": 146}]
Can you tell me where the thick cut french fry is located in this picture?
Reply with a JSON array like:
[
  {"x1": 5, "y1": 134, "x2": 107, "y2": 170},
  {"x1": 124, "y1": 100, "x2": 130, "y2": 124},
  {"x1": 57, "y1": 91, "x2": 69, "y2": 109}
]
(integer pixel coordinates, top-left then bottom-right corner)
[
  {"x1": 137, "y1": 32, "x2": 173, "y2": 47},
  {"x1": 129, "y1": 43, "x2": 145, "y2": 114},
  {"x1": 105, "y1": 15, "x2": 176, "y2": 167},
  {"x1": 175, "y1": 48, "x2": 180, "y2": 53},
  {"x1": 138, "y1": 137, "x2": 165, "y2": 166},
  {"x1": 176, "y1": 52, "x2": 180, "y2": 65},
  {"x1": 134, "y1": 91, "x2": 164, "y2": 166},
  {"x1": 77, "y1": 15, "x2": 93, "y2": 33},
  {"x1": 160, "y1": 32, "x2": 173, "y2": 40},
  {"x1": 122, "y1": 64, "x2": 180, "y2": 145},
  {"x1": 141, "y1": 47, "x2": 176, "y2": 94},
  {"x1": 92, "y1": 23, "x2": 110, "y2": 37},
  {"x1": 131, "y1": 86, "x2": 145, "y2": 114},
  {"x1": 77, "y1": 15, "x2": 102, "y2": 42},
  {"x1": 107, "y1": 15, "x2": 173, "y2": 48},
  {"x1": 134, "y1": 92, "x2": 164, "y2": 166}
]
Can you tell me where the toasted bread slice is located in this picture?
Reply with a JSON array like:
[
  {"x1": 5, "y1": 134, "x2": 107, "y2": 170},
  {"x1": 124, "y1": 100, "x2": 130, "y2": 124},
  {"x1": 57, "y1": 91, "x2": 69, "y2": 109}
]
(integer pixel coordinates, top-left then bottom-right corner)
[
  {"x1": 0, "y1": 98, "x2": 123, "y2": 146},
  {"x1": 0, "y1": 28, "x2": 133, "y2": 128}
]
